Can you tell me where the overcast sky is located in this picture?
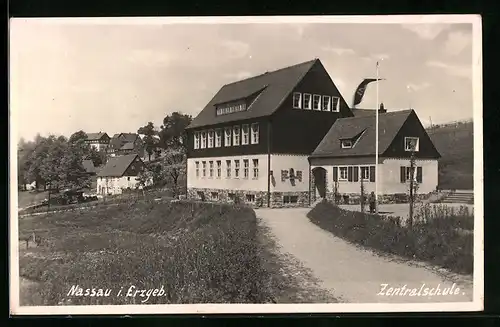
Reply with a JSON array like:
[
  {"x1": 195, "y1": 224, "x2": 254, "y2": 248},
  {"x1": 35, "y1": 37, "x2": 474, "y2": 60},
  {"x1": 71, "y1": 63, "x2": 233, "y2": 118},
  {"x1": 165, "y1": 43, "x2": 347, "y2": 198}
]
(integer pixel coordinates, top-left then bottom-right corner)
[{"x1": 10, "y1": 18, "x2": 475, "y2": 142}]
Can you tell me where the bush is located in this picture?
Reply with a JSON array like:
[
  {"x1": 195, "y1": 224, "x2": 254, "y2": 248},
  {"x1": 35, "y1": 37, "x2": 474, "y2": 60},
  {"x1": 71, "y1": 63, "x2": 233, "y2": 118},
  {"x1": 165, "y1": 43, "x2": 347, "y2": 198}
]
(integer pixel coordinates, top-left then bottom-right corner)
[
  {"x1": 19, "y1": 199, "x2": 273, "y2": 305},
  {"x1": 307, "y1": 200, "x2": 473, "y2": 275}
]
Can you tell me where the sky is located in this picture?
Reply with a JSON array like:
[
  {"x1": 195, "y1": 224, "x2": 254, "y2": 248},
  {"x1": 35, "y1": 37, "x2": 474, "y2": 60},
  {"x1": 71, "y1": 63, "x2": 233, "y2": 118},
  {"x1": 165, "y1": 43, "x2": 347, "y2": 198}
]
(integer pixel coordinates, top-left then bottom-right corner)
[{"x1": 10, "y1": 18, "x2": 476, "y2": 142}]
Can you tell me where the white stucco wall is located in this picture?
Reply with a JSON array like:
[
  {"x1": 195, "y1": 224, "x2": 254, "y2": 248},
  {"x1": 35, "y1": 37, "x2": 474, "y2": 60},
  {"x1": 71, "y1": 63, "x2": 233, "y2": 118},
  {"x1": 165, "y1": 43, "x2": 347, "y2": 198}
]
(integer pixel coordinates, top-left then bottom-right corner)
[
  {"x1": 89, "y1": 143, "x2": 108, "y2": 152},
  {"x1": 187, "y1": 155, "x2": 269, "y2": 192},
  {"x1": 380, "y1": 158, "x2": 438, "y2": 194},
  {"x1": 269, "y1": 154, "x2": 310, "y2": 193},
  {"x1": 96, "y1": 175, "x2": 146, "y2": 195},
  {"x1": 311, "y1": 157, "x2": 438, "y2": 195}
]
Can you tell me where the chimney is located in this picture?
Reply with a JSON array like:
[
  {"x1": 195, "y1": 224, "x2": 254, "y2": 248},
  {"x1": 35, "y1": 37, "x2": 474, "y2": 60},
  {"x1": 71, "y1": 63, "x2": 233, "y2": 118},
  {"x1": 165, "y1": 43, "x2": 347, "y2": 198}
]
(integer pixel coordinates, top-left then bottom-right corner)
[{"x1": 379, "y1": 102, "x2": 387, "y2": 114}]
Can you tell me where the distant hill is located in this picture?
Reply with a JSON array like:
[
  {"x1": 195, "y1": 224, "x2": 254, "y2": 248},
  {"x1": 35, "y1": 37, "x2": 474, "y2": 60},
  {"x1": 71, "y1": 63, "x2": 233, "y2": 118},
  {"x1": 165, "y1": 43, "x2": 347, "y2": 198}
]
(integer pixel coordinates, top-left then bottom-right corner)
[{"x1": 426, "y1": 120, "x2": 473, "y2": 190}]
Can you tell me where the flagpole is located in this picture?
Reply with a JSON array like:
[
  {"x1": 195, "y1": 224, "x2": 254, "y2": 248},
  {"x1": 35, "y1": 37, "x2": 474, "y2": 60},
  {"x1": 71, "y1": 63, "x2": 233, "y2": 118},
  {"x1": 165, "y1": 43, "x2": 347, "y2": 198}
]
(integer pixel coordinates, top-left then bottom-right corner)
[{"x1": 375, "y1": 61, "x2": 379, "y2": 214}]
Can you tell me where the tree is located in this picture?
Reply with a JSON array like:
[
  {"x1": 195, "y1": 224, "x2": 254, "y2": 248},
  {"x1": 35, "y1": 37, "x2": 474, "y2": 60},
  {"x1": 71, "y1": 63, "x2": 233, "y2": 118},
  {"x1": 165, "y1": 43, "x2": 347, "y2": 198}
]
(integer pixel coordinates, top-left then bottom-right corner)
[
  {"x1": 159, "y1": 112, "x2": 192, "y2": 148},
  {"x1": 162, "y1": 147, "x2": 186, "y2": 198},
  {"x1": 26, "y1": 135, "x2": 52, "y2": 190},
  {"x1": 69, "y1": 130, "x2": 88, "y2": 144},
  {"x1": 87, "y1": 147, "x2": 107, "y2": 167},
  {"x1": 138, "y1": 122, "x2": 159, "y2": 161},
  {"x1": 37, "y1": 135, "x2": 90, "y2": 193},
  {"x1": 137, "y1": 166, "x2": 154, "y2": 197}
]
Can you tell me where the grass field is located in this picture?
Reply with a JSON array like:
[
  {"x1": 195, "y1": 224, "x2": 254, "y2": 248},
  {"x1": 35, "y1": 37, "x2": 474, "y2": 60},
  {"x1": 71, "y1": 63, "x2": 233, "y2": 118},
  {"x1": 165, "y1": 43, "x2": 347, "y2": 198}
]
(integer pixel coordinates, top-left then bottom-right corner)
[
  {"x1": 18, "y1": 195, "x2": 337, "y2": 305},
  {"x1": 427, "y1": 121, "x2": 473, "y2": 190},
  {"x1": 18, "y1": 191, "x2": 49, "y2": 209}
]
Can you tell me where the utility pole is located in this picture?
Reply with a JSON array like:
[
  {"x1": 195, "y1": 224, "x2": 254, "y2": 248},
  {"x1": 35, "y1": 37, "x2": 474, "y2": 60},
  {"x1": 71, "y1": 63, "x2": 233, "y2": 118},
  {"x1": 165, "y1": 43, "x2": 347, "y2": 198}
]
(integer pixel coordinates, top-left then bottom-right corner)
[{"x1": 408, "y1": 151, "x2": 416, "y2": 229}]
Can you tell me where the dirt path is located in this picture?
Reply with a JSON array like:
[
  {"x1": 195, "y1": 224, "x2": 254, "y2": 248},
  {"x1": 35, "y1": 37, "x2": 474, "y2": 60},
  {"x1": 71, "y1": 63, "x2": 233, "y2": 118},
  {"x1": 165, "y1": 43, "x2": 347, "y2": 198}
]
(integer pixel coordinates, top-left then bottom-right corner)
[{"x1": 256, "y1": 208, "x2": 473, "y2": 303}]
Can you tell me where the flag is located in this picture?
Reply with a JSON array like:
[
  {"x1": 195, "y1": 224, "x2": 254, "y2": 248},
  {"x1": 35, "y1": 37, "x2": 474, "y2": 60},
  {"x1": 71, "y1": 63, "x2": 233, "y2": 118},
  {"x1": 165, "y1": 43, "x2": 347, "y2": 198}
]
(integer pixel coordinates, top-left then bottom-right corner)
[{"x1": 352, "y1": 78, "x2": 384, "y2": 107}]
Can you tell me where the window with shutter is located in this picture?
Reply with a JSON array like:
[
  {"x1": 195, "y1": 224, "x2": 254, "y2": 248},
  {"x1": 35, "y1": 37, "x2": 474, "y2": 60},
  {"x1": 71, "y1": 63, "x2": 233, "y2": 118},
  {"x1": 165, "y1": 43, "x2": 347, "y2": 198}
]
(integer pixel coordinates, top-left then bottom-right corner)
[
  {"x1": 281, "y1": 170, "x2": 288, "y2": 182},
  {"x1": 296, "y1": 170, "x2": 302, "y2": 182},
  {"x1": 347, "y1": 166, "x2": 353, "y2": 182},
  {"x1": 400, "y1": 166, "x2": 406, "y2": 183},
  {"x1": 417, "y1": 167, "x2": 423, "y2": 183}
]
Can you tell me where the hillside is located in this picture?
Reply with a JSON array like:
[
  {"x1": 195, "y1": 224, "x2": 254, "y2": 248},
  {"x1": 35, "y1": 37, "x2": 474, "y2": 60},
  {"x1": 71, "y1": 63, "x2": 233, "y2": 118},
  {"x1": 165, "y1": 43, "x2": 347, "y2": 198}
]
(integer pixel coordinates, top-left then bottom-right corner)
[{"x1": 426, "y1": 121, "x2": 473, "y2": 190}]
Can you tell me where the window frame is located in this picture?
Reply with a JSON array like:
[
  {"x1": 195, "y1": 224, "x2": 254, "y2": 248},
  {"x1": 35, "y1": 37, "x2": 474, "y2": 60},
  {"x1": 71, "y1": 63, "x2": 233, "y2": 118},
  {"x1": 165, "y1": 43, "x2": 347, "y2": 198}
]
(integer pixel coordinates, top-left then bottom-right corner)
[
  {"x1": 292, "y1": 92, "x2": 302, "y2": 109},
  {"x1": 216, "y1": 160, "x2": 221, "y2": 178},
  {"x1": 243, "y1": 159, "x2": 249, "y2": 179},
  {"x1": 195, "y1": 161, "x2": 200, "y2": 178},
  {"x1": 360, "y1": 166, "x2": 370, "y2": 181},
  {"x1": 251, "y1": 123, "x2": 259, "y2": 144},
  {"x1": 404, "y1": 137, "x2": 420, "y2": 152},
  {"x1": 234, "y1": 160, "x2": 240, "y2": 178},
  {"x1": 331, "y1": 96, "x2": 340, "y2": 112},
  {"x1": 226, "y1": 160, "x2": 231, "y2": 178},
  {"x1": 215, "y1": 129, "x2": 222, "y2": 147},
  {"x1": 207, "y1": 130, "x2": 214, "y2": 148},
  {"x1": 405, "y1": 166, "x2": 417, "y2": 182},
  {"x1": 303, "y1": 93, "x2": 312, "y2": 110},
  {"x1": 224, "y1": 127, "x2": 232, "y2": 147},
  {"x1": 313, "y1": 94, "x2": 321, "y2": 110},
  {"x1": 202, "y1": 161, "x2": 206, "y2": 178},
  {"x1": 194, "y1": 132, "x2": 200, "y2": 149},
  {"x1": 341, "y1": 139, "x2": 353, "y2": 149},
  {"x1": 242, "y1": 124, "x2": 250, "y2": 145},
  {"x1": 209, "y1": 161, "x2": 214, "y2": 178},
  {"x1": 200, "y1": 131, "x2": 207, "y2": 149},
  {"x1": 338, "y1": 166, "x2": 348, "y2": 181},
  {"x1": 252, "y1": 159, "x2": 259, "y2": 179},
  {"x1": 322, "y1": 95, "x2": 331, "y2": 111},
  {"x1": 233, "y1": 126, "x2": 241, "y2": 146}
]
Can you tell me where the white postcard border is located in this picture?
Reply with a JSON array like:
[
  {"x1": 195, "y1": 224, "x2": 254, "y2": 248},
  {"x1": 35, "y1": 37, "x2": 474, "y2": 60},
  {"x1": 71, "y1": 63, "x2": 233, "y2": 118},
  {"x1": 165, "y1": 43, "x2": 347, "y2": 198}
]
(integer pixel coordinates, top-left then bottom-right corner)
[{"x1": 9, "y1": 14, "x2": 484, "y2": 315}]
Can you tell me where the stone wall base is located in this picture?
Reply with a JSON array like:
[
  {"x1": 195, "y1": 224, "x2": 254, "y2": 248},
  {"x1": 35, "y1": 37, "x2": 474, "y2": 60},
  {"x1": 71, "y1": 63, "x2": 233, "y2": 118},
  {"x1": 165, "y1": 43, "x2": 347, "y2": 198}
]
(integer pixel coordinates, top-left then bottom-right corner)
[
  {"x1": 187, "y1": 188, "x2": 310, "y2": 208},
  {"x1": 327, "y1": 192, "x2": 432, "y2": 205}
]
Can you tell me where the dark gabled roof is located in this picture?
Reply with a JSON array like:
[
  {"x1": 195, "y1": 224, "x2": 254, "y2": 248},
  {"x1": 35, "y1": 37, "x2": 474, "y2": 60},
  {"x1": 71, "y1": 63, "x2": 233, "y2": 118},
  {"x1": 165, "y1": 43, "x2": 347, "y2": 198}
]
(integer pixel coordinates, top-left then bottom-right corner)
[
  {"x1": 110, "y1": 137, "x2": 124, "y2": 150},
  {"x1": 86, "y1": 132, "x2": 108, "y2": 141},
  {"x1": 82, "y1": 159, "x2": 96, "y2": 174},
  {"x1": 187, "y1": 59, "x2": 320, "y2": 129},
  {"x1": 311, "y1": 109, "x2": 413, "y2": 158},
  {"x1": 97, "y1": 154, "x2": 140, "y2": 177},
  {"x1": 120, "y1": 142, "x2": 136, "y2": 150},
  {"x1": 121, "y1": 133, "x2": 139, "y2": 142}
]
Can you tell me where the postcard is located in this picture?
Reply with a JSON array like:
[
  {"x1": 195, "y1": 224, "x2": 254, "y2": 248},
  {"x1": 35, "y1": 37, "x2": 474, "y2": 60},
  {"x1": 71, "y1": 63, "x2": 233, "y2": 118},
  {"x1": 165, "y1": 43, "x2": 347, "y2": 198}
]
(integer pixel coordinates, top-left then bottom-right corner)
[{"x1": 9, "y1": 14, "x2": 483, "y2": 315}]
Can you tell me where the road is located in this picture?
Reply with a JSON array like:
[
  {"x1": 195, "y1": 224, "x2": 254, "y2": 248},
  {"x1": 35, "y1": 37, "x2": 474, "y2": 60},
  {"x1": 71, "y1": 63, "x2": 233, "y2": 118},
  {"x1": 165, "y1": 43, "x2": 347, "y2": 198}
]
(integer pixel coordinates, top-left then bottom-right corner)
[{"x1": 256, "y1": 207, "x2": 473, "y2": 303}]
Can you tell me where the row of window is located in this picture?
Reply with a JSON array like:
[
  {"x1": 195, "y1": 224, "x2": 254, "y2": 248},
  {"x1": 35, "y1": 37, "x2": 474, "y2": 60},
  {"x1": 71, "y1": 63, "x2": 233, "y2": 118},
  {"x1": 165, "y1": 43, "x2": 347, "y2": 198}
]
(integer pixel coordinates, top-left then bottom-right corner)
[
  {"x1": 98, "y1": 176, "x2": 133, "y2": 182},
  {"x1": 195, "y1": 159, "x2": 259, "y2": 179},
  {"x1": 198, "y1": 191, "x2": 298, "y2": 205},
  {"x1": 292, "y1": 92, "x2": 340, "y2": 112},
  {"x1": 193, "y1": 123, "x2": 260, "y2": 149},
  {"x1": 333, "y1": 166, "x2": 376, "y2": 182},
  {"x1": 330, "y1": 165, "x2": 423, "y2": 183},
  {"x1": 216, "y1": 102, "x2": 247, "y2": 116},
  {"x1": 340, "y1": 136, "x2": 421, "y2": 152}
]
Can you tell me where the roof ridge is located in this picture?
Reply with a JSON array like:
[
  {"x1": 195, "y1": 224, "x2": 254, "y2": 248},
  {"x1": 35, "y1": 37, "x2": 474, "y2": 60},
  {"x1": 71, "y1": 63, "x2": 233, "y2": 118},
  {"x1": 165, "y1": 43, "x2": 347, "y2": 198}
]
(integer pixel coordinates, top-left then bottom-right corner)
[{"x1": 222, "y1": 58, "x2": 318, "y2": 87}]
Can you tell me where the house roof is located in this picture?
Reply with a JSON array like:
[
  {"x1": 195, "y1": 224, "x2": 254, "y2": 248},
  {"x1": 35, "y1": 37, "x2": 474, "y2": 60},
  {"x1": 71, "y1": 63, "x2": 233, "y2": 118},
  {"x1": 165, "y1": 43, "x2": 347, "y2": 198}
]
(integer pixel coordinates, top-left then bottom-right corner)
[
  {"x1": 86, "y1": 132, "x2": 108, "y2": 141},
  {"x1": 121, "y1": 133, "x2": 139, "y2": 142},
  {"x1": 120, "y1": 142, "x2": 136, "y2": 150},
  {"x1": 97, "y1": 154, "x2": 140, "y2": 177},
  {"x1": 311, "y1": 109, "x2": 413, "y2": 158},
  {"x1": 187, "y1": 59, "x2": 320, "y2": 129},
  {"x1": 82, "y1": 160, "x2": 96, "y2": 174}
]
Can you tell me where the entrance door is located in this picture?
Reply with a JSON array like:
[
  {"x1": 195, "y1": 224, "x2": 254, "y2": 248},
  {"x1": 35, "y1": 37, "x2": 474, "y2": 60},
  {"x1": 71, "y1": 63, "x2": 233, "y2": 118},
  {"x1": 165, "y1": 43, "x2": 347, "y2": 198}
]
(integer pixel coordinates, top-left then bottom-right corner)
[{"x1": 312, "y1": 167, "x2": 327, "y2": 201}]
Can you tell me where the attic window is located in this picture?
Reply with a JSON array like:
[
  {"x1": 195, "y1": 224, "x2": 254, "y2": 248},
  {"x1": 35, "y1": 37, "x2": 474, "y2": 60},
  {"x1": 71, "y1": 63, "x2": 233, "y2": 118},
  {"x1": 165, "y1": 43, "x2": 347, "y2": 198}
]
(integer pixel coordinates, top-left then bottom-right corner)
[
  {"x1": 216, "y1": 102, "x2": 247, "y2": 116},
  {"x1": 341, "y1": 139, "x2": 353, "y2": 149},
  {"x1": 405, "y1": 137, "x2": 420, "y2": 152}
]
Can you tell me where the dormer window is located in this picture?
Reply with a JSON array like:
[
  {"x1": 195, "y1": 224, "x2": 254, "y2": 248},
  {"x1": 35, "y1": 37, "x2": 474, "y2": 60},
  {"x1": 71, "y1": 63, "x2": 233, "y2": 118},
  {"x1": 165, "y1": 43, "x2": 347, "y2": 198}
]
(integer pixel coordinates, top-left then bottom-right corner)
[
  {"x1": 292, "y1": 92, "x2": 302, "y2": 109},
  {"x1": 341, "y1": 139, "x2": 353, "y2": 149},
  {"x1": 405, "y1": 137, "x2": 420, "y2": 152},
  {"x1": 303, "y1": 93, "x2": 312, "y2": 110},
  {"x1": 216, "y1": 101, "x2": 247, "y2": 116}
]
